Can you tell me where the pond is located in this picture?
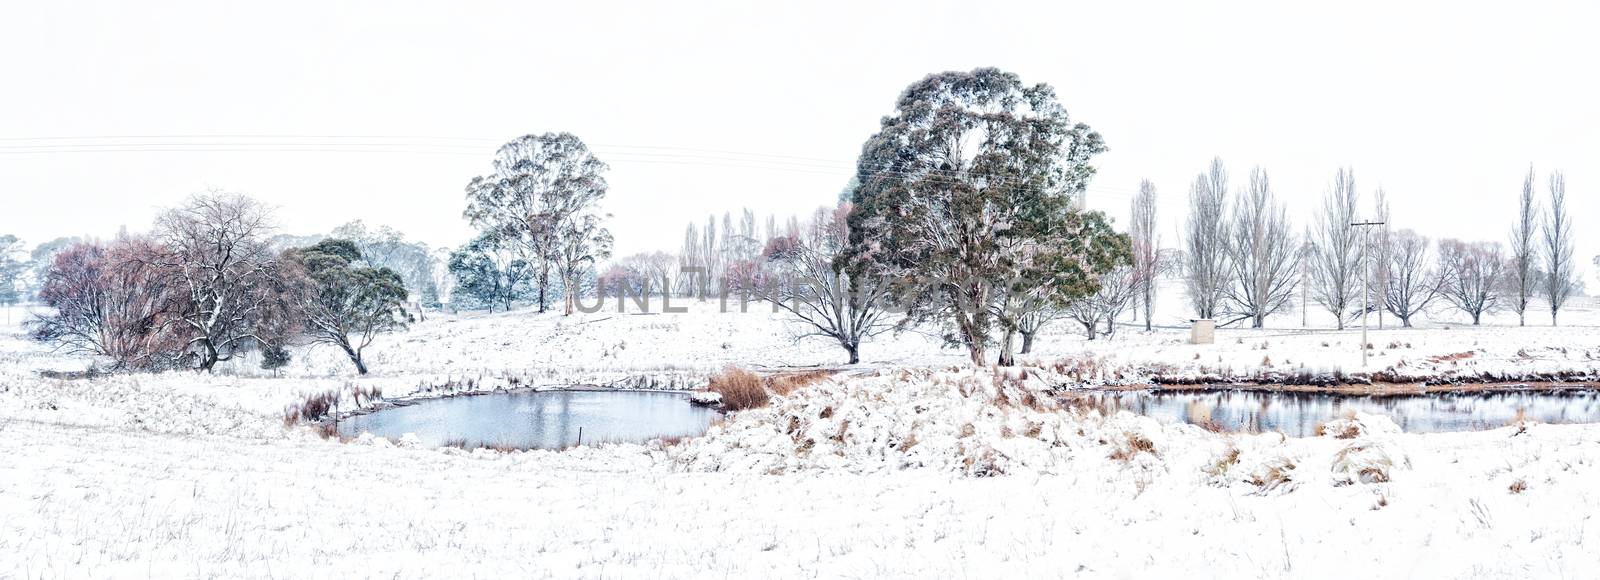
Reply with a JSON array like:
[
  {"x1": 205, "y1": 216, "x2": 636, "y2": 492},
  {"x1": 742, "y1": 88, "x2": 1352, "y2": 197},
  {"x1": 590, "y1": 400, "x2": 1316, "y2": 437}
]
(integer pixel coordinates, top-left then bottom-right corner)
[
  {"x1": 1080, "y1": 388, "x2": 1600, "y2": 436},
  {"x1": 337, "y1": 390, "x2": 722, "y2": 449}
]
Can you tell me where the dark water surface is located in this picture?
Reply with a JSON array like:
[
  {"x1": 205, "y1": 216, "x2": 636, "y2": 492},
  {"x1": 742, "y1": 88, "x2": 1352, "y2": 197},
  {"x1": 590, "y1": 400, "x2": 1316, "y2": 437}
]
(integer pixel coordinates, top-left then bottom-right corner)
[
  {"x1": 1081, "y1": 389, "x2": 1600, "y2": 436},
  {"x1": 338, "y1": 390, "x2": 721, "y2": 449}
]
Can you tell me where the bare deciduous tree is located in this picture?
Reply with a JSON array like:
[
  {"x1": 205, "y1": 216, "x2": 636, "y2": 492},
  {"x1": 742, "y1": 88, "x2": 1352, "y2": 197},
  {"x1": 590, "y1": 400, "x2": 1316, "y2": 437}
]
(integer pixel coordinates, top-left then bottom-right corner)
[
  {"x1": 1436, "y1": 239, "x2": 1505, "y2": 325},
  {"x1": 1370, "y1": 188, "x2": 1392, "y2": 329},
  {"x1": 746, "y1": 204, "x2": 892, "y2": 364},
  {"x1": 1223, "y1": 167, "x2": 1298, "y2": 328},
  {"x1": 1130, "y1": 179, "x2": 1160, "y2": 331},
  {"x1": 1184, "y1": 158, "x2": 1229, "y2": 320},
  {"x1": 1383, "y1": 229, "x2": 1437, "y2": 327},
  {"x1": 151, "y1": 192, "x2": 281, "y2": 371},
  {"x1": 599, "y1": 252, "x2": 677, "y2": 298},
  {"x1": 1063, "y1": 265, "x2": 1138, "y2": 340},
  {"x1": 1306, "y1": 168, "x2": 1361, "y2": 329},
  {"x1": 1509, "y1": 166, "x2": 1538, "y2": 326},
  {"x1": 1542, "y1": 170, "x2": 1576, "y2": 325},
  {"x1": 30, "y1": 237, "x2": 185, "y2": 370}
]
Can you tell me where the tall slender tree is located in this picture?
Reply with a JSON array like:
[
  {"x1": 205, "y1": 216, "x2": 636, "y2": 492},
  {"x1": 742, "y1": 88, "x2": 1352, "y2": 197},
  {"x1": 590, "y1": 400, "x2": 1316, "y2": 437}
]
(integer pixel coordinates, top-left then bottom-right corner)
[
  {"x1": 1130, "y1": 180, "x2": 1160, "y2": 331},
  {"x1": 1370, "y1": 188, "x2": 1392, "y2": 329},
  {"x1": 1542, "y1": 170, "x2": 1576, "y2": 325},
  {"x1": 1307, "y1": 168, "x2": 1361, "y2": 329},
  {"x1": 1509, "y1": 166, "x2": 1538, "y2": 326},
  {"x1": 1184, "y1": 158, "x2": 1230, "y2": 320}
]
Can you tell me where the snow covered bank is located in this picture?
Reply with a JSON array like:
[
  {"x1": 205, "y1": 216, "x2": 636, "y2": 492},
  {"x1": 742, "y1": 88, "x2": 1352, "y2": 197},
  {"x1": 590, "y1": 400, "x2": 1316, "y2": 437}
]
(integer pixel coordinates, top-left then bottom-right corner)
[
  {"x1": 7, "y1": 298, "x2": 1600, "y2": 577},
  {"x1": 5, "y1": 403, "x2": 1599, "y2": 578}
]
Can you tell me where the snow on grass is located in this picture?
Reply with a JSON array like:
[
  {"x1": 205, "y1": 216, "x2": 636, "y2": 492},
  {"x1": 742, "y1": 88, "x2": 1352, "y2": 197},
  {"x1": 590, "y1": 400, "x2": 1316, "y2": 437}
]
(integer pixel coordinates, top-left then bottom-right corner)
[{"x1": 6, "y1": 297, "x2": 1600, "y2": 577}]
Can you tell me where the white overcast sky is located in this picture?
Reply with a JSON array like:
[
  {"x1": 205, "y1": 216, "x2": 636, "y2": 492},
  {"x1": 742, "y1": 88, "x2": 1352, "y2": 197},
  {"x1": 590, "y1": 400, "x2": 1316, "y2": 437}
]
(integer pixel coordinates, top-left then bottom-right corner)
[{"x1": 2, "y1": 0, "x2": 1597, "y2": 281}]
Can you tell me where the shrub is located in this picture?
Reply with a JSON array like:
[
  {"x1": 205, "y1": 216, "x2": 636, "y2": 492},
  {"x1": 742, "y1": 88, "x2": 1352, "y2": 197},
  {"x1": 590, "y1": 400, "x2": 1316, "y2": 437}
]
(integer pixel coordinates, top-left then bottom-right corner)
[
  {"x1": 261, "y1": 345, "x2": 291, "y2": 375},
  {"x1": 707, "y1": 367, "x2": 769, "y2": 411},
  {"x1": 704, "y1": 367, "x2": 831, "y2": 411},
  {"x1": 282, "y1": 389, "x2": 340, "y2": 425}
]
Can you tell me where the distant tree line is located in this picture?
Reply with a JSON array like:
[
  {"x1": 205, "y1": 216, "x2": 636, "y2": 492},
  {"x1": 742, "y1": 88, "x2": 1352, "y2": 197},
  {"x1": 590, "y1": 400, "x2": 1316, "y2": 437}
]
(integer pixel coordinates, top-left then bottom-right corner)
[
  {"x1": 27, "y1": 192, "x2": 410, "y2": 374},
  {"x1": 1166, "y1": 158, "x2": 1581, "y2": 329}
]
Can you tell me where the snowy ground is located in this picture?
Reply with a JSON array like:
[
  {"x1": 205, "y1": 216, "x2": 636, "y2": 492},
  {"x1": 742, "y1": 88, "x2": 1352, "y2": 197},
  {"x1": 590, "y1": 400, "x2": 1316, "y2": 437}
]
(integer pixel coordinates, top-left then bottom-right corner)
[{"x1": 4, "y1": 287, "x2": 1600, "y2": 578}]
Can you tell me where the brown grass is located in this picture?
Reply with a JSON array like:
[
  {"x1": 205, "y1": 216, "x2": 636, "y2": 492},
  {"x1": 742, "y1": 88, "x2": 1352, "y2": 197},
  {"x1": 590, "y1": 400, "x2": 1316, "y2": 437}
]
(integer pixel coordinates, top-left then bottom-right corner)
[
  {"x1": 705, "y1": 367, "x2": 833, "y2": 411},
  {"x1": 1427, "y1": 351, "x2": 1475, "y2": 363},
  {"x1": 1204, "y1": 445, "x2": 1241, "y2": 480},
  {"x1": 897, "y1": 431, "x2": 919, "y2": 452},
  {"x1": 768, "y1": 370, "x2": 831, "y2": 396},
  {"x1": 706, "y1": 367, "x2": 768, "y2": 410},
  {"x1": 1509, "y1": 479, "x2": 1528, "y2": 494},
  {"x1": 282, "y1": 389, "x2": 341, "y2": 426},
  {"x1": 1248, "y1": 458, "x2": 1296, "y2": 494},
  {"x1": 1108, "y1": 433, "x2": 1158, "y2": 462}
]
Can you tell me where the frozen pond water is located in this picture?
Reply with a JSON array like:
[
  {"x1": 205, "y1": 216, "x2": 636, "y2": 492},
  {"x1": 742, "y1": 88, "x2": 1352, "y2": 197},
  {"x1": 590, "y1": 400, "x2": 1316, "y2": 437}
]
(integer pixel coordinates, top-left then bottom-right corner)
[
  {"x1": 1082, "y1": 388, "x2": 1600, "y2": 436},
  {"x1": 338, "y1": 390, "x2": 722, "y2": 449}
]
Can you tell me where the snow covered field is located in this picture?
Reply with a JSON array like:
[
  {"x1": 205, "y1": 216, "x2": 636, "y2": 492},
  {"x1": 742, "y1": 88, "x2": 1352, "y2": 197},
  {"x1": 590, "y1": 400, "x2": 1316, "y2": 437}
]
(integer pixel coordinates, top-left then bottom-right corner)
[{"x1": 5, "y1": 290, "x2": 1600, "y2": 579}]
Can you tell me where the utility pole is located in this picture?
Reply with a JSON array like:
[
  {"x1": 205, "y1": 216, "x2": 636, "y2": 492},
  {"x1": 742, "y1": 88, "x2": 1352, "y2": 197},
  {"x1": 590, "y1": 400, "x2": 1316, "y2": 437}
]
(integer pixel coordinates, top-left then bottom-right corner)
[{"x1": 1351, "y1": 220, "x2": 1386, "y2": 368}]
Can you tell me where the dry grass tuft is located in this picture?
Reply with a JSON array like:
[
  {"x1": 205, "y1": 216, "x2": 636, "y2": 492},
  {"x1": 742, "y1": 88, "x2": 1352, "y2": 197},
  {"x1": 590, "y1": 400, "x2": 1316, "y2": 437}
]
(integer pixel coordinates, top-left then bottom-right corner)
[
  {"x1": 706, "y1": 367, "x2": 769, "y2": 410},
  {"x1": 1204, "y1": 445, "x2": 1242, "y2": 481},
  {"x1": 1314, "y1": 411, "x2": 1363, "y2": 439},
  {"x1": 1109, "y1": 432, "x2": 1158, "y2": 462},
  {"x1": 769, "y1": 370, "x2": 831, "y2": 396},
  {"x1": 896, "y1": 431, "x2": 919, "y2": 452},
  {"x1": 1509, "y1": 479, "x2": 1528, "y2": 494},
  {"x1": 706, "y1": 367, "x2": 832, "y2": 411},
  {"x1": 1248, "y1": 458, "x2": 1297, "y2": 494},
  {"x1": 282, "y1": 390, "x2": 340, "y2": 426}
]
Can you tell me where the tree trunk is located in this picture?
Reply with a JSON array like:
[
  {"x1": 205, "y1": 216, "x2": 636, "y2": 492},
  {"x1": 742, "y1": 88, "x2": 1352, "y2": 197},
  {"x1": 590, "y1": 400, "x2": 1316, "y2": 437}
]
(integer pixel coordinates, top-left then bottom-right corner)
[
  {"x1": 340, "y1": 343, "x2": 369, "y2": 375},
  {"x1": 845, "y1": 342, "x2": 859, "y2": 365},
  {"x1": 538, "y1": 263, "x2": 550, "y2": 313},
  {"x1": 1143, "y1": 286, "x2": 1153, "y2": 332},
  {"x1": 953, "y1": 298, "x2": 988, "y2": 366},
  {"x1": 1020, "y1": 331, "x2": 1035, "y2": 355},
  {"x1": 197, "y1": 340, "x2": 219, "y2": 372},
  {"x1": 563, "y1": 273, "x2": 576, "y2": 316},
  {"x1": 997, "y1": 329, "x2": 1016, "y2": 367}
]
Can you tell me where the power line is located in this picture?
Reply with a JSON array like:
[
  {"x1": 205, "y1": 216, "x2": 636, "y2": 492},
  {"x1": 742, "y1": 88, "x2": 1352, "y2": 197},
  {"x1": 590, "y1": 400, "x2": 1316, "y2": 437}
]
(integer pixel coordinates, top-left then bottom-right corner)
[{"x1": 0, "y1": 134, "x2": 1141, "y2": 198}]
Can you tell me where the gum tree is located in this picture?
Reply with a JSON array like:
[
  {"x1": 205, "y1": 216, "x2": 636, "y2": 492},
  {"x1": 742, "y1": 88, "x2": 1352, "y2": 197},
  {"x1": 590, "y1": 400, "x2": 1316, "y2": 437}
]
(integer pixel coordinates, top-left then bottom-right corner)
[
  {"x1": 287, "y1": 239, "x2": 410, "y2": 375},
  {"x1": 844, "y1": 67, "x2": 1118, "y2": 365},
  {"x1": 464, "y1": 133, "x2": 610, "y2": 313}
]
